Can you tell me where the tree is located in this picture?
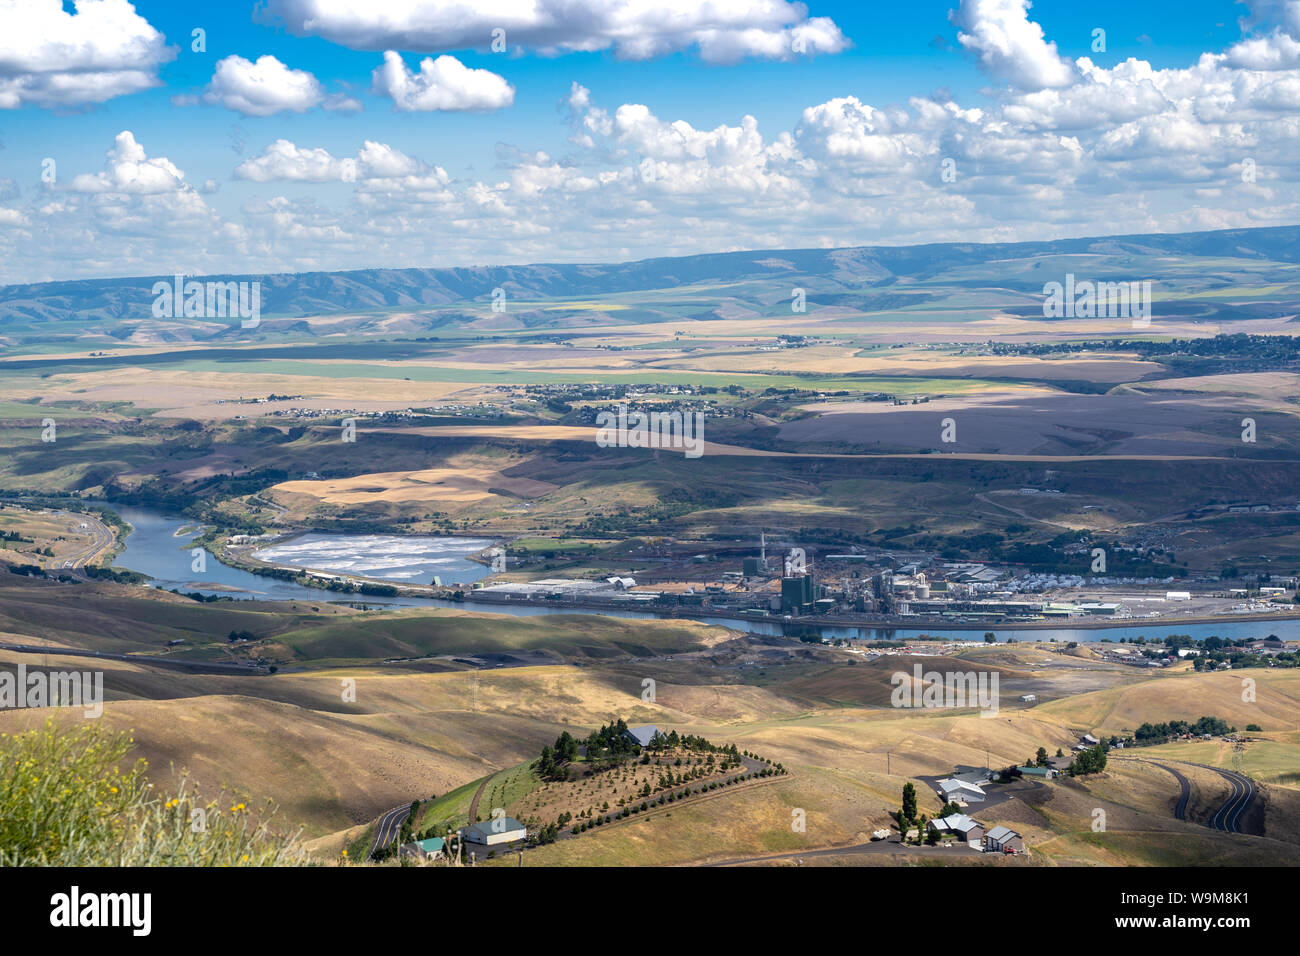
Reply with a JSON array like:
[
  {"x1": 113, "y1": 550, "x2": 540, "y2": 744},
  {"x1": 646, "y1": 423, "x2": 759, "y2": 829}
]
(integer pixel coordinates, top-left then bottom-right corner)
[
  {"x1": 1035, "y1": 747, "x2": 1049, "y2": 767},
  {"x1": 901, "y1": 782, "x2": 917, "y2": 826},
  {"x1": 536, "y1": 745, "x2": 557, "y2": 779},
  {"x1": 554, "y1": 731, "x2": 579, "y2": 762},
  {"x1": 1068, "y1": 743, "x2": 1108, "y2": 776},
  {"x1": 984, "y1": 632, "x2": 996, "y2": 643}
]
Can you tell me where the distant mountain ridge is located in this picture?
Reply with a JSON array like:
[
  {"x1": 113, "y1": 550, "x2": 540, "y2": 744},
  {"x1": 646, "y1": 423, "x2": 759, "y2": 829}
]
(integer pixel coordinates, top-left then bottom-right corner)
[{"x1": 3, "y1": 223, "x2": 1300, "y2": 324}]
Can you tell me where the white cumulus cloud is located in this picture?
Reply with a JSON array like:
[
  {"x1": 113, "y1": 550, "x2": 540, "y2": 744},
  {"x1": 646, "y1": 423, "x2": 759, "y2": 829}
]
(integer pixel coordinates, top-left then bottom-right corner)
[
  {"x1": 951, "y1": 0, "x2": 1075, "y2": 89},
  {"x1": 0, "y1": 0, "x2": 175, "y2": 108},
  {"x1": 69, "y1": 131, "x2": 186, "y2": 194},
  {"x1": 1224, "y1": 0, "x2": 1300, "y2": 68},
  {"x1": 198, "y1": 54, "x2": 361, "y2": 117},
  {"x1": 372, "y1": 51, "x2": 513, "y2": 111},
  {"x1": 234, "y1": 139, "x2": 443, "y2": 184}
]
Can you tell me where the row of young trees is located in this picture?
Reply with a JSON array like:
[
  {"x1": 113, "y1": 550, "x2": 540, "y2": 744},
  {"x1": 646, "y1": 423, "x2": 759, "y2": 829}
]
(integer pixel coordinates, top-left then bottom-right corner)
[{"x1": 568, "y1": 767, "x2": 785, "y2": 835}]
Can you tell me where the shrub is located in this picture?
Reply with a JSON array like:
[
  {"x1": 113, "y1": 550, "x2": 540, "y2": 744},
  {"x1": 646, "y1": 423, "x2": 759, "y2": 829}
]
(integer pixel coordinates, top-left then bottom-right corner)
[{"x1": 0, "y1": 719, "x2": 307, "y2": 866}]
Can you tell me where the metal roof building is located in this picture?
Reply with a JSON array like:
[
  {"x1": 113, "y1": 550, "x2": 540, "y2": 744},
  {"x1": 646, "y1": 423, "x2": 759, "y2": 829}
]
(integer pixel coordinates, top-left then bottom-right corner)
[
  {"x1": 927, "y1": 814, "x2": 985, "y2": 842},
  {"x1": 937, "y1": 778, "x2": 987, "y2": 802},
  {"x1": 985, "y1": 825, "x2": 1025, "y2": 853},
  {"x1": 623, "y1": 725, "x2": 660, "y2": 748},
  {"x1": 461, "y1": 816, "x2": 527, "y2": 846}
]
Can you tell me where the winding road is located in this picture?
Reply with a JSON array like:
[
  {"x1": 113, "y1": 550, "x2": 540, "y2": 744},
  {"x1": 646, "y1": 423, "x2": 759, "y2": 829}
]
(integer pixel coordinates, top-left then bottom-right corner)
[
  {"x1": 1146, "y1": 761, "x2": 1191, "y2": 821},
  {"x1": 1194, "y1": 764, "x2": 1257, "y2": 833},
  {"x1": 369, "y1": 803, "x2": 412, "y2": 859},
  {"x1": 1124, "y1": 757, "x2": 1258, "y2": 834}
]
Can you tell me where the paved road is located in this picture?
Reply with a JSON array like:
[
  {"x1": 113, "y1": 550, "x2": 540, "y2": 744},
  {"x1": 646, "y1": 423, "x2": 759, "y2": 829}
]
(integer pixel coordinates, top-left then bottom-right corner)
[
  {"x1": 1192, "y1": 763, "x2": 1257, "y2": 834},
  {"x1": 1147, "y1": 761, "x2": 1191, "y2": 820},
  {"x1": 1122, "y1": 757, "x2": 1257, "y2": 834},
  {"x1": 57, "y1": 510, "x2": 114, "y2": 569},
  {"x1": 369, "y1": 803, "x2": 412, "y2": 859},
  {"x1": 916, "y1": 774, "x2": 1046, "y2": 812}
]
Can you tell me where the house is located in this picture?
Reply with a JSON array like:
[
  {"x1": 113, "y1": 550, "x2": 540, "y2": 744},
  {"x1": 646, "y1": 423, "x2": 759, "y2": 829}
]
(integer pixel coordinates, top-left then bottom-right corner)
[
  {"x1": 405, "y1": 836, "x2": 445, "y2": 860},
  {"x1": 1019, "y1": 694, "x2": 1037, "y2": 702},
  {"x1": 950, "y1": 767, "x2": 992, "y2": 786},
  {"x1": 927, "y1": 814, "x2": 986, "y2": 845},
  {"x1": 937, "y1": 778, "x2": 986, "y2": 803},
  {"x1": 1080, "y1": 733, "x2": 1099, "y2": 746},
  {"x1": 623, "y1": 725, "x2": 660, "y2": 748},
  {"x1": 985, "y1": 825, "x2": 1025, "y2": 853},
  {"x1": 461, "y1": 816, "x2": 527, "y2": 846},
  {"x1": 1017, "y1": 765, "x2": 1057, "y2": 780}
]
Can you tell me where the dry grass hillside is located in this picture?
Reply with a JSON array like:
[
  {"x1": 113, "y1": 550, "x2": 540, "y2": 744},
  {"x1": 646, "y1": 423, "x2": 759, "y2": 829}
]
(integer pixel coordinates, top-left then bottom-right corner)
[{"x1": 4, "y1": 634, "x2": 1299, "y2": 864}]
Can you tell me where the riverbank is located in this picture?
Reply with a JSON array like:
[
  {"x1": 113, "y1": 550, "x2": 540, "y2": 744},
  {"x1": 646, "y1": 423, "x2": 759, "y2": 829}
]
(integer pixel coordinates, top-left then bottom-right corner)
[
  {"x1": 96, "y1": 501, "x2": 1300, "y2": 645},
  {"x1": 217, "y1": 540, "x2": 1300, "y2": 634}
]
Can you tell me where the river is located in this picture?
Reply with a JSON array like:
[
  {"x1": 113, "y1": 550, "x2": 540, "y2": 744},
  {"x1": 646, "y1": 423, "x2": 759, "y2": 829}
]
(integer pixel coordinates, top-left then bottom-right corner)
[{"x1": 103, "y1": 503, "x2": 1300, "y2": 644}]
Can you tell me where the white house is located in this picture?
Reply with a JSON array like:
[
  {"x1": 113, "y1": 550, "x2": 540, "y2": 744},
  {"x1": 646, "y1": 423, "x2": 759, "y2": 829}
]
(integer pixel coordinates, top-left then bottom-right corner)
[
  {"x1": 937, "y1": 778, "x2": 986, "y2": 804},
  {"x1": 461, "y1": 816, "x2": 527, "y2": 846}
]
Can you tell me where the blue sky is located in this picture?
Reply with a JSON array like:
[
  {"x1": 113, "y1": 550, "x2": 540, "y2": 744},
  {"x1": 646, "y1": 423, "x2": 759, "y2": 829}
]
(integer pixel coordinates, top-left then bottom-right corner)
[{"x1": 0, "y1": 0, "x2": 1296, "y2": 282}]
